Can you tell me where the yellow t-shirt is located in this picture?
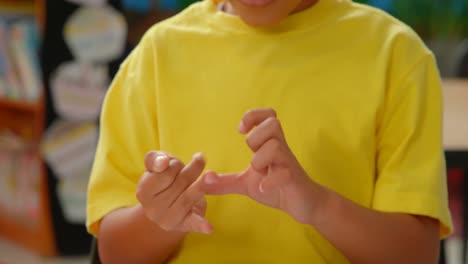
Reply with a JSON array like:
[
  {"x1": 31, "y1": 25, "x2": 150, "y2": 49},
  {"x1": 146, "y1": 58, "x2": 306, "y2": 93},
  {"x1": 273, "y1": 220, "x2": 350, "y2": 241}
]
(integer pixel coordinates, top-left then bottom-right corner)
[{"x1": 87, "y1": 0, "x2": 453, "y2": 262}]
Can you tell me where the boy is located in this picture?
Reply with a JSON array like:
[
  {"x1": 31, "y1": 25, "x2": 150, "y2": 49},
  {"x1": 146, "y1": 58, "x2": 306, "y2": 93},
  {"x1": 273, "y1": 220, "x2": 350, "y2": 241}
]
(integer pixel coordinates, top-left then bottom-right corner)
[{"x1": 87, "y1": 0, "x2": 453, "y2": 263}]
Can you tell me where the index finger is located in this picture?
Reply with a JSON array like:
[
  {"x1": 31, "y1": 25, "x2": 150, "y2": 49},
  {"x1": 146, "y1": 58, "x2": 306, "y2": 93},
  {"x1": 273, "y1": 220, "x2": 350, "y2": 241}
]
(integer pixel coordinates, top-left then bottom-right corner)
[
  {"x1": 201, "y1": 170, "x2": 247, "y2": 195},
  {"x1": 239, "y1": 108, "x2": 277, "y2": 134}
]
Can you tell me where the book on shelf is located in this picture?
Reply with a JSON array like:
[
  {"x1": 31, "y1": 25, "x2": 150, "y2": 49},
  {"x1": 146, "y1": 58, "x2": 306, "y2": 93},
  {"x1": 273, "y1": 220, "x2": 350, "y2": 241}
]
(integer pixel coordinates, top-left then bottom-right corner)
[
  {"x1": 0, "y1": 20, "x2": 21, "y2": 100},
  {"x1": 9, "y1": 19, "x2": 42, "y2": 102},
  {"x1": 0, "y1": 10, "x2": 42, "y2": 103},
  {"x1": 0, "y1": 1, "x2": 35, "y2": 14},
  {"x1": 0, "y1": 129, "x2": 41, "y2": 226}
]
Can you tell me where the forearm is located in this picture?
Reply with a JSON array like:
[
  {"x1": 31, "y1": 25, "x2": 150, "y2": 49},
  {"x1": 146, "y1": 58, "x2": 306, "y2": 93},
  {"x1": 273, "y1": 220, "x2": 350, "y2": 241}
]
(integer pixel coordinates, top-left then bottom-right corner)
[
  {"x1": 98, "y1": 204, "x2": 186, "y2": 264},
  {"x1": 308, "y1": 184, "x2": 440, "y2": 264}
]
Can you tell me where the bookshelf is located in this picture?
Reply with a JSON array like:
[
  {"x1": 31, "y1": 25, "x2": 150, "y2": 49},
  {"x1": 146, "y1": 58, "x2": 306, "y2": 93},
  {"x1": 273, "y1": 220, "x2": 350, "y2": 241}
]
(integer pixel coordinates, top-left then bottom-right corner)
[
  {"x1": 0, "y1": 0, "x2": 56, "y2": 257},
  {"x1": 0, "y1": 97, "x2": 42, "y2": 113}
]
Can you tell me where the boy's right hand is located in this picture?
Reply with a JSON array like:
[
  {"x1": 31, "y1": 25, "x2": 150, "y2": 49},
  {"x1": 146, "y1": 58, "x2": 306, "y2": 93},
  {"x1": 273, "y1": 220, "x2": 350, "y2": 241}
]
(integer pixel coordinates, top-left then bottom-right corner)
[{"x1": 136, "y1": 151, "x2": 213, "y2": 234}]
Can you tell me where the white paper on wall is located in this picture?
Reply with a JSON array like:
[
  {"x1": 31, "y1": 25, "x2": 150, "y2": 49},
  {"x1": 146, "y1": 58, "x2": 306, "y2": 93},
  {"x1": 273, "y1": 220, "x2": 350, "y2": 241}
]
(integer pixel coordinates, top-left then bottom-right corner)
[
  {"x1": 41, "y1": 120, "x2": 98, "y2": 223},
  {"x1": 51, "y1": 62, "x2": 108, "y2": 122},
  {"x1": 64, "y1": 5, "x2": 127, "y2": 63},
  {"x1": 57, "y1": 177, "x2": 89, "y2": 223},
  {"x1": 66, "y1": 0, "x2": 108, "y2": 6},
  {"x1": 41, "y1": 120, "x2": 98, "y2": 181}
]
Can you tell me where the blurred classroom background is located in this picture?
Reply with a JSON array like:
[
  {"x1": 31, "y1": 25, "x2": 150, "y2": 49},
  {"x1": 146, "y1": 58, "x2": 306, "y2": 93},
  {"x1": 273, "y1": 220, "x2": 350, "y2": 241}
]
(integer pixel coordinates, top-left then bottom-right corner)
[{"x1": 0, "y1": 0, "x2": 467, "y2": 263}]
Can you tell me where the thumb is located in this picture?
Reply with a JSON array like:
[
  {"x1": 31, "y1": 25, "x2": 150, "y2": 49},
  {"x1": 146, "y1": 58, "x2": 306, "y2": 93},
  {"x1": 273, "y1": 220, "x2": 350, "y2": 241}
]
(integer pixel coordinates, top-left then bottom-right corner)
[
  {"x1": 202, "y1": 170, "x2": 247, "y2": 195},
  {"x1": 184, "y1": 212, "x2": 212, "y2": 234}
]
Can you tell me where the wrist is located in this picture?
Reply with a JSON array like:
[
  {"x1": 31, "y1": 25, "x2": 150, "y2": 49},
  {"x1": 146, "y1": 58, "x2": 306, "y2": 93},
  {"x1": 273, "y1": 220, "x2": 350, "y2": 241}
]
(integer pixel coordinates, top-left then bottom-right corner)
[
  {"x1": 302, "y1": 179, "x2": 335, "y2": 227},
  {"x1": 133, "y1": 204, "x2": 188, "y2": 239}
]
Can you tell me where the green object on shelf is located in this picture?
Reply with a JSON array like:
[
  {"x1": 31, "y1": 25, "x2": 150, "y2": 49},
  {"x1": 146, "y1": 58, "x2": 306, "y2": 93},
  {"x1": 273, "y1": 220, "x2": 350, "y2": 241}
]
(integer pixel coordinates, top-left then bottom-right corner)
[
  {"x1": 359, "y1": 0, "x2": 468, "y2": 40},
  {"x1": 180, "y1": 0, "x2": 200, "y2": 9}
]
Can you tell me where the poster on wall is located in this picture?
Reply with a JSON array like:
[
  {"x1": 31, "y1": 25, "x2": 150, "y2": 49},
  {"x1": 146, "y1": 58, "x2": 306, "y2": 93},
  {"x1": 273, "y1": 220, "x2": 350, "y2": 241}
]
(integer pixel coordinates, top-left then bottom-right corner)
[
  {"x1": 57, "y1": 176, "x2": 89, "y2": 223},
  {"x1": 42, "y1": 120, "x2": 98, "y2": 181},
  {"x1": 64, "y1": 4, "x2": 127, "y2": 63},
  {"x1": 40, "y1": 0, "x2": 128, "y2": 252},
  {"x1": 66, "y1": 0, "x2": 108, "y2": 6},
  {"x1": 41, "y1": 121, "x2": 98, "y2": 223},
  {"x1": 50, "y1": 62, "x2": 108, "y2": 122}
]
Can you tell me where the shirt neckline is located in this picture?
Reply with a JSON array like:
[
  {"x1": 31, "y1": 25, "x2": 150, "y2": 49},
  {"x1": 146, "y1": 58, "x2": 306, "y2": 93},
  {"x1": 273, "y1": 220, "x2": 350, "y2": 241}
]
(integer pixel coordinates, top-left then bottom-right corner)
[{"x1": 202, "y1": 0, "x2": 350, "y2": 35}]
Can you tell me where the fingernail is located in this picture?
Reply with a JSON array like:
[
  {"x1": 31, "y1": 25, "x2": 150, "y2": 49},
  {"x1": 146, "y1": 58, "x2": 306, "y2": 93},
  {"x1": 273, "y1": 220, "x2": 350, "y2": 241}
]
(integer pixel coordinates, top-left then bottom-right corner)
[
  {"x1": 154, "y1": 156, "x2": 167, "y2": 171},
  {"x1": 193, "y1": 214, "x2": 212, "y2": 234},
  {"x1": 201, "y1": 224, "x2": 213, "y2": 235},
  {"x1": 193, "y1": 152, "x2": 204, "y2": 162},
  {"x1": 193, "y1": 213, "x2": 205, "y2": 222},
  {"x1": 205, "y1": 172, "x2": 218, "y2": 185},
  {"x1": 169, "y1": 159, "x2": 179, "y2": 167},
  {"x1": 238, "y1": 121, "x2": 246, "y2": 133}
]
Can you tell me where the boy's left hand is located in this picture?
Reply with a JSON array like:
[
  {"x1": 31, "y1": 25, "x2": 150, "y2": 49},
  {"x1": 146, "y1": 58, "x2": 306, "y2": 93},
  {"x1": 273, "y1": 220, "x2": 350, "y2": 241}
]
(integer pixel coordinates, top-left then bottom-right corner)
[{"x1": 202, "y1": 108, "x2": 327, "y2": 224}]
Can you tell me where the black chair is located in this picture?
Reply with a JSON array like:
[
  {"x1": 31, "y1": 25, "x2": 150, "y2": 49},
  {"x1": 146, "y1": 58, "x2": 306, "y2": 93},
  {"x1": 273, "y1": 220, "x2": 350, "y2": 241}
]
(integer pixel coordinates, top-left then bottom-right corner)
[
  {"x1": 457, "y1": 48, "x2": 468, "y2": 78},
  {"x1": 455, "y1": 39, "x2": 468, "y2": 264},
  {"x1": 90, "y1": 238, "x2": 101, "y2": 264},
  {"x1": 439, "y1": 240, "x2": 446, "y2": 264}
]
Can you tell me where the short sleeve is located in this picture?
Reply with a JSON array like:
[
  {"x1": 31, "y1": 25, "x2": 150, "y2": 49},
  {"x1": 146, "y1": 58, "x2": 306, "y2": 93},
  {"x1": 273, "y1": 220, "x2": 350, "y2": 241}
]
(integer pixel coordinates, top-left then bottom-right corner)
[
  {"x1": 373, "y1": 54, "x2": 453, "y2": 238},
  {"x1": 86, "y1": 35, "x2": 159, "y2": 236}
]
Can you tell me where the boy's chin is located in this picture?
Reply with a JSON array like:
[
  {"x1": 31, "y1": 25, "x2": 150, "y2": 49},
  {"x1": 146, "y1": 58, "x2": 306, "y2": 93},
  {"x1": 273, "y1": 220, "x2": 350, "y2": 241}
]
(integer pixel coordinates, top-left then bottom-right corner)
[
  {"x1": 228, "y1": 1, "x2": 294, "y2": 28},
  {"x1": 237, "y1": 11, "x2": 286, "y2": 28}
]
